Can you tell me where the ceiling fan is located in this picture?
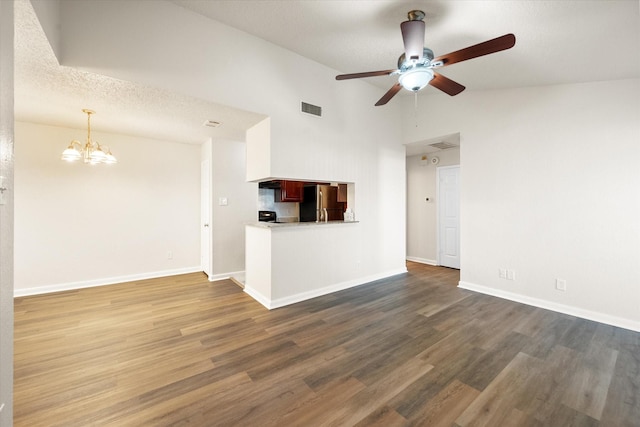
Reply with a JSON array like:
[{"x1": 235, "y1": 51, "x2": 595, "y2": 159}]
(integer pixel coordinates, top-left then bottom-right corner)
[{"x1": 335, "y1": 10, "x2": 516, "y2": 106}]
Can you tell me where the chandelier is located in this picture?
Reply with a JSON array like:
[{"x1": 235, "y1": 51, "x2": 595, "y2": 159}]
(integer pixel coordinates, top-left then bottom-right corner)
[{"x1": 61, "y1": 109, "x2": 117, "y2": 164}]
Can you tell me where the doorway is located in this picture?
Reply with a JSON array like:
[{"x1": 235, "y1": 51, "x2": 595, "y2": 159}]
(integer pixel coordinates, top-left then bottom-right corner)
[{"x1": 405, "y1": 134, "x2": 460, "y2": 267}]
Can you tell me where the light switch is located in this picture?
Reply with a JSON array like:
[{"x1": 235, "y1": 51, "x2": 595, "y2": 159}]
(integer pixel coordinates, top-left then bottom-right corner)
[
  {"x1": 218, "y1": 197, "x2": 228, "y2": 206},
  {"x1": 0, "y1": 176, "x2": 6, "y2": 206}
]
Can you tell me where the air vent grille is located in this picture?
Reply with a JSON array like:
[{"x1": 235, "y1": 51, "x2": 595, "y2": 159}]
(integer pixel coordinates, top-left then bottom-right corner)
[
  {"x1": 429, "y1": 141, "x2": 458, "y2": 150},
  {"x1": 301, "y1": 102, "x2": 322, "y2": 117},
  {"x1": 203, "y1": 120, "x2": 221, "y2": 128}
]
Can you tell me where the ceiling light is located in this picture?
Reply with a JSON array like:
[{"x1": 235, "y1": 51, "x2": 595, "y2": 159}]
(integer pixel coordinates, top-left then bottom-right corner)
[
  {"x1": 61, "y1": 109, "x2": 117, "y2": 165},
  {"x1": 399, "y1": 67, "x2": 434, "y2": 92}
]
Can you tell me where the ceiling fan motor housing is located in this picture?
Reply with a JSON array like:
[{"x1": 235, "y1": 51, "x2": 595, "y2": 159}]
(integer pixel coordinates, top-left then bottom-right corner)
[
  {"x1": 398, "y1": 48, "x2": 434, "y2": 71},
  {"x1": 397, "y1": 48, "x2": 436, "y2": 91},
  {"x1": 407, "y1": 10, "x2": 426, "y2": 21}
]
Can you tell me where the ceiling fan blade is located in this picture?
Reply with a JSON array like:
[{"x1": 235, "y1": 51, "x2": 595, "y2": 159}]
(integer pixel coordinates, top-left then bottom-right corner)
[
  {"x1": 434, "y1": 33, "x2": 516, "y2": 67},
  {"x1": 375, "y1": 83, "x2": 402, "y2": 106},
  {"x1": 336, "y1": 70, "x2": 396, "y2": 80},
  {"x1": 400, "y1": 19, "x2": 425, "y2": 61},
  {"x1": 429, "y1": 72, "x2": 465, "y2": 96}
]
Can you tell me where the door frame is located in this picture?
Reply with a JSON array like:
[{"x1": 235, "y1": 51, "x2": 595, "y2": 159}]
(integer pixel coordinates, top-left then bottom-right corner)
[
  {"x1": 436, "y1": 165, "x2": 460, "y2": 268},
  {"x1": 200, "y1": 159, "x2": 212, "y2": 277}
]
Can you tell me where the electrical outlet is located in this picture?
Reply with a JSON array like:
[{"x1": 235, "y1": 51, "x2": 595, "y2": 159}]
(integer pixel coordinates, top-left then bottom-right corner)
[
  {"x1": 167, "y1": 251, "x2": 173, "y2": 260},
  {"x1": 218, "y1": 197, "x2": 228, "y2": 206},
  {"x1": 499, "y1": 268, "x2": 507, "y2": 279},
  {"x1": 556, "y1": 278, "x2": 566, "y2": 291},
  {"x1": 507, "y1": 270, "x2": 516, "y2": 280}
]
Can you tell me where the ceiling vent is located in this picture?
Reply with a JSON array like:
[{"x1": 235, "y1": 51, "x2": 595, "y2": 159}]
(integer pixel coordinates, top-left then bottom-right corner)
[
  {"x1": 301, "y1": 101, "x2": 322, "y2": 117},
  {"x1": 428, "y1": 141, "x2": 458, "y2": 150},
  {"x1": 203, "y1": 120, "x2": 221, "y2": 128}
]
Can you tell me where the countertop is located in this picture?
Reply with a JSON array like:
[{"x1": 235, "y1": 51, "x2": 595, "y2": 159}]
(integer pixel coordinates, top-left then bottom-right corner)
[{"x1": 248, "y1": 220, "x2": 359, "y2": 229}]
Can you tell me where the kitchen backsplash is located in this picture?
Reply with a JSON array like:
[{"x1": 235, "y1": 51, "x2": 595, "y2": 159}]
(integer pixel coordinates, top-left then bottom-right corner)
[{"x1": 258, "y1": 188, "x2": 299, "y2": 219}]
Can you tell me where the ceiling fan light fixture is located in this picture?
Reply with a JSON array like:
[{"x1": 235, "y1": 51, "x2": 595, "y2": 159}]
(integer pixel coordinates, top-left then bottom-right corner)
[{"x1": 399, "y1": 67, "x2": 434, "y2": 92}]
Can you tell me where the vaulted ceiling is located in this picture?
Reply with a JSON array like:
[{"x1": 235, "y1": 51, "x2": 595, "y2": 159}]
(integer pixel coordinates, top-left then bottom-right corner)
[
  {"x1": 171, "y1": 0, "x2": 639, "y2": 92},
  {"x1": 14, "y1": 0, "x2": 640, "y2": 144}
]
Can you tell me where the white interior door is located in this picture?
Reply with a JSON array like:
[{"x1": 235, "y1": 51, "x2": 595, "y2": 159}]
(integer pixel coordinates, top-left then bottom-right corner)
[
  {"x1": 201, "y1": 159, "x2": 212, "y2": 277},
  {"x1": 437, "y1": 166, "x2": 460, "y2": 269}
]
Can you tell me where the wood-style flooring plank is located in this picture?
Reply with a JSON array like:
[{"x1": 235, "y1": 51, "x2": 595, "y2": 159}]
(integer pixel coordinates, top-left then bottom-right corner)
[
  {"x1": 391, "y1": 342, "x2": 482, "y2": 419},
  {"x1": 278, "y1": 376, "x2": 366, "y2": 425},
  {"x1": 406, "y1": 379, "x2": 480, "y2": 427},
  {"x1": 596, "y1": 340, "x2": 640, "y2": 426},
  {"x1": 354, "y1": 405, "x2": 408, "y2": 427},
  {"x1": 13, "y1": 264, "x2": 640, "y2": 426},
  {"x1": 455, "y1": 352, "x2": 546, "y2": 427},
  {"x1": 315, "y1": 356, "x2": 434, "y2": 426},
  {"x1": 560, "y1": 343, "x2": 618, "y2": 420}
]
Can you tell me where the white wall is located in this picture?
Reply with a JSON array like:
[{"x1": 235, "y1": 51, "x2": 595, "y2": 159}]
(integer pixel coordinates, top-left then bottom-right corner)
[
  {"x1": 269, "y1": 223, "x2": 370, "y2": 304},
  {"x1": 406, "y1": 148, "x2": 460, "y2": 265},
  {"x1": 403, "y1": 79, "x2": 640, "y2": 331},
  {"x1": 0, "y1": 0, "x2": 14, "y2": 422},
  {"x1": 14, "y1": 122, "x2": 201, "y2": 295},
  {"x1": 245, "y1": 222, "x2": 378, "y2": 309},
  {"x1": 211, "y1": 139, "x2": 257, "y2": 277},
  {"x1": 246, "y1": 118, "x2": 271, "y2": 182},
  {"x1": 43, "y1": 1, "x2": 407, "y2": 294},
  {"x1": 29, "y1": 0, "x2": 61, "y2": 59}
]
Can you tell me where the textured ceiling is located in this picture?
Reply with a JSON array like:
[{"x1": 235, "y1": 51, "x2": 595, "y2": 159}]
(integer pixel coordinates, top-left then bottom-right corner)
[
  {"x1": 13, "y1": 0, "x2": 640, "y2": 146},
  {"x1": 14, "y1": 0, "x2": 266, "y2": 144},
  {"x1": 171, "y1": 0, "x2": 640, "y2": 92}
]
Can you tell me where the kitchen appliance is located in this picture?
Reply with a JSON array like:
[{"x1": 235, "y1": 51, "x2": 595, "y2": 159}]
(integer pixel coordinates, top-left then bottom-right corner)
[
  {"x1": 258, "y1": 210, "x2": 277, "y2": 222},
  {"x1": 299, "y1": 185, "x2": 345, "y2": 222}
]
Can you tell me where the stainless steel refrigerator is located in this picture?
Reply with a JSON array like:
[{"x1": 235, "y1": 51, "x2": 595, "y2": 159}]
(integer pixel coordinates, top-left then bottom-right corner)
[{"x1": 299, "y1": 185, "x2": 345, "y2": 222}]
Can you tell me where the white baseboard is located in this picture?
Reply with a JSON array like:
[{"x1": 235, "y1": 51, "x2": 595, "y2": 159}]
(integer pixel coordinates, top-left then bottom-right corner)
[
  {"x1": 406, "y1": 257, "x2": 438, "y2": 266},
  {"x1": 244, "y1": 267, "x2": 408, "y2": 310},
  {"x1": 207, "y1": 270, "x2": 245, "y2": 283},
  {"x1": 243, "y1": 285, "x2": 272, "y2": 309},
  {"x1": 458, "y1": 280, "x2": 640, "y2": 333},
  {"x1": 14, "y1": 266, "x2": 203, "y2": 298}
]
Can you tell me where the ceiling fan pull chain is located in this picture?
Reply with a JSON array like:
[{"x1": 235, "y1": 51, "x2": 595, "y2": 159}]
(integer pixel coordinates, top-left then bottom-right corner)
[{"x1": 414, "y1": 91, "x2": 419, "y2": 127}]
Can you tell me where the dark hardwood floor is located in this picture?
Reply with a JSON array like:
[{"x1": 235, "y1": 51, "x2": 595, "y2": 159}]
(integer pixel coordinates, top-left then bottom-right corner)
[{"x1": 14, "y1": 262, "x2": 640, "y2": 426}]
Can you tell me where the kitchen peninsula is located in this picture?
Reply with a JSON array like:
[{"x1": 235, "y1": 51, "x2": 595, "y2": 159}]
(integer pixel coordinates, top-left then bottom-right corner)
[
  {"x1": 245, "y1": 179, "x2": 373, "y2": 309},
  {"x1": 245, "y1": 219, "x2": 362, "y2": 309},
  {"x1": 251, "y1": 220, "x2": 357, "y2": 228}
]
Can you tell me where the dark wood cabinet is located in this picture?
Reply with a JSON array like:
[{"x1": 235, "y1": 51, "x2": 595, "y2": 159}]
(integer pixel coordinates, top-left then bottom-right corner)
[
  {"x1": 337, "y1": 183, "x2": 348, "y2": 203},
  {"x1": 275, "y1": 180, "x2": 304, "y2": 202}
]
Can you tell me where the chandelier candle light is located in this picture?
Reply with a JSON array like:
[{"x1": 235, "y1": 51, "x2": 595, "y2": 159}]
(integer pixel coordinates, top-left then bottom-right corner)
[{"x1": 61, "y1": 109, "x2": 117, "y2": 165}]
